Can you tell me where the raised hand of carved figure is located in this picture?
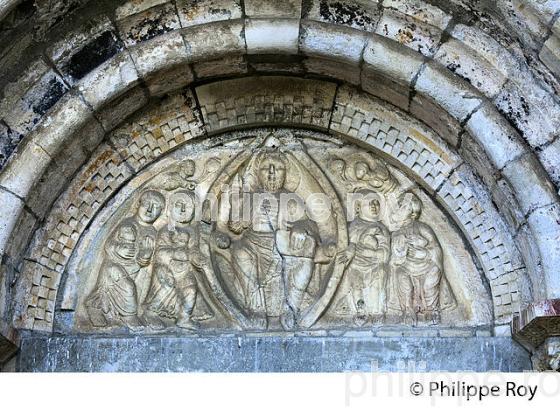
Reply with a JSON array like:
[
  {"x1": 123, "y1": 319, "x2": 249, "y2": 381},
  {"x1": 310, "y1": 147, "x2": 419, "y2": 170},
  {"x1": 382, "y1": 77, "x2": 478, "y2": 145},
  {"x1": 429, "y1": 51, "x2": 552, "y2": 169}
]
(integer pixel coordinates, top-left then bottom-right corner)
[
  {"x1": 290, "y1": 230, "x2": 308, "y2": 251},
  {"x1": 336, "y1": 244, "x2": 355, "y2": 266}
]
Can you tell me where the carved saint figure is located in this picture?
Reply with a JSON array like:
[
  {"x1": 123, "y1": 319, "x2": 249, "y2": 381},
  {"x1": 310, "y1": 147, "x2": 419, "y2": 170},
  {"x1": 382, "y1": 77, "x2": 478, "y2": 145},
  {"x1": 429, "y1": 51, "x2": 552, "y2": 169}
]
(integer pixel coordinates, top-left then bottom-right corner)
[
  {"x1": 143, "y1": 191, "x2": 208, "y2": 330},
  {"x1": 227, "y1": 150, "x2": 321, "y2": 330},
  {"x1": 388, "y1": 192, "x2": 451, "y2": 325},
  {"x1": 334, "y1": 191, "x2": 390, "y2": 325},
  {"x1": 85, "y1": 190, "x2": 165, "y2": 329}
]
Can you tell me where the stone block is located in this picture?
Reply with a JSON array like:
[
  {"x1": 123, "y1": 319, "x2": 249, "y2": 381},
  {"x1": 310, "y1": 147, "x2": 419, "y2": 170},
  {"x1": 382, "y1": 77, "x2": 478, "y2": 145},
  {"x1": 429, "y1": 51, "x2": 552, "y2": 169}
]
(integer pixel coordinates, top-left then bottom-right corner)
[
  {"x1": 176, "y1": 0, "x2": 242, "y2": 27},
  {"x1": 527, "y1": 204, "x2": 560, "y2": 299},
  {"x1": 115, "y1": 0, "x2": 170, "y2": 19},
  {"x1": 435, "y1": 38, "x2": 507, "y2": 98},
  {"x1": 439, "y1": 329, "x2": 475, "y2": 337},
  {"x1": 96, "y1": 87, "x2": 149, "y2": 132},
  {"x1": 375, "y1": 8, "x2": 442, "y2": 57},
  {"x1": 540, "y1": 34, "x2": 560, "y2": 78},
  {"x1": 0, "y1": 140, "x2": 51, "y2": 199},
  {"x1": 3, "y1": 206, "x2": 37, "y2": 262},
  {"x1": 249, "y1": 55, "x2": 305, "y2": 74},
  {"x1": 465, "y1": 103, "x2": 526, "y2": 170},
  {"x1": 363, "y1": 33, "x2": 424, "y2": 87},
  {"x1": 78, "y1": 52, "x2": 140, "y2": 111},
  {"x1": 409, "y1": 94, "x2": 461, "y2": 147},
  {"x1": 302, "y1": 0, "x2": 381, "y2": 32},
  {"x1": 361, "y1": 34, "x2": 424, "y2": 109},
  {"x1": 193, "y1": 56, "x2": 248, "y2": 80},
  {"x1": 304, "y1": 57, "x2": 360, "y2": 84},
  {"x1": 361, "y1": 69, "x2": 410, "y2": 110},
  {"x1": 0, "y1": 59, "x2": 68, "y2": 136},
  {"x1": 181, "y1": 20, "x2": 246, "y2": 62},
  {"x1": 144, "y1": 65, "x2": 194, "y2": 97},
  {"x1": 29, "y1": 91, "x2": 95, "y2": 157},
  {"x1": 448, "y1": 24, "x2": 514, "y2": 79},
  {"x1": 129, "y1": 31, "x2": 194, "y2": 96},
  {"x1": 195, "y1": 76, "x2": 337, "y2": 131},
  {"x1": 383, "y1": 0, "x2": 451, "y2": 29},
  {"x1": 502, "y1": 153, "x2": 558, "y2": 215},
  {"x1": 538, "y1": 137, "x2": 560, "y2": 189},
  {"x1": 0, "y1": 189, "x2": 24, "y2": 255},
  {"x1": 495, "y1": 78, "x2": 560, "y2": 148},
  {"x1": 116, "y1": 1, "x2": 180, "y2": 46},
  {"x1": 246, "y1": 18, "x2": 300, "y2": 55},
  {"x1": 414, "y1": 61, "x2": 483, "y2": 123},
  {"x1": 299, "y1": 20, "x2": 368, "y2": 65},
  {"x1": 411, "y1": 62, "x2": 482, "y2": 147},
  {"x1": 0, "y1": 121, "x2": 23, "y2": 170},
  {"x1": 494, "y1": 324, "x2": 512, "y2": 337},
  {"x1": 245, "y1": 0, "x2": 302, "y2": 18},
  {"x1": 48, "y1": 17, "x2": 124, "y2": 85}
]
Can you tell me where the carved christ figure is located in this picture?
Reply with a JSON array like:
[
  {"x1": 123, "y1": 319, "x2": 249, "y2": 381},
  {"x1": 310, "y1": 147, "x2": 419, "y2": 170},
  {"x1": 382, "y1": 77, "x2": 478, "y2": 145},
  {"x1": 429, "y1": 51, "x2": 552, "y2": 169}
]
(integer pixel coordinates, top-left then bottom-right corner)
[
  {"x1": 85, "y1": 190, "x2": 165, "y2": 329},
  {"x1": 227, "y1": 150, "x2": 320, "y2": 330},
  {"x1": 388, "y1": 192, "x2": 449, "y2": 325}
]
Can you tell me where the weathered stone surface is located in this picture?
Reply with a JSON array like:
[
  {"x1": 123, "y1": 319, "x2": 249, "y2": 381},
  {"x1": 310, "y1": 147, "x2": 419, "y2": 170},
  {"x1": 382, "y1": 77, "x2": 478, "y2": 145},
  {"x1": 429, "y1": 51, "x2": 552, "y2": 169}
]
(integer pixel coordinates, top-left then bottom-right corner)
[
  {"x1": 299, "y1": 20, "x2": 368, "y2": 65},
  {"x1": 47, "y1": 16, "x2": 124, "y2": 85},
  {"x1": 17, "y1": 335, "x2": 532, "y2": 372},
  {"x1": 435, "y1": 39, "x2": 508, "y2": 98},
  {"x1": 0, "y1": 140, "x2": 51, "y2": 199},
  {"x1": 527, "y1": 204, "x2": 560, "y2": 299},
  {"x1": 195, "y1": 77, "x2": 337, "y2": 131},
  {"x1": 502, "y1": 153, "x2": 558, "y2": 215},
  {"x1": 495, "y1": 79, "x2": 560, "y2": 148},
  {"x1": 245, "y1": 0, "x2": 302, "y2": 18},
  {"x1": 302, "y1": 0, "x2": 381, "y2": 32},
  {"x1": 116, "y1": 1, "x2": 181, "y2": 47},
  {"x1": 175, "y1": 0, "x2": 242, "y2": 27},
  {"x1": 383, "y1": 0, "x2": 451, "y2": 30},
  {"x1": 246, "y1": 18, "x2": 300, "y2": 55},
  {"x1": 78, "y1": 52, "x2": 140, "y2": 111},
  {"x1": 361, "y1": 34, "x2": 424, "y2": 109},
  {"x1": 538, "y1": 137, "x2": 560, "y2": 189},
  {"x1": 193, "y1": 56, "x2": 248, "y2": 79},
  {"x1": 0, "y1": 188, "x2": 24, "y2": 255},
  {"x1": 181, "y1": 20, "x2": 246, "y2": 62},
  {"x1": 540, "y1": 34, "x2": 560, "y2": 78},
  {"x1": 465, "y1": 103, "x2": 526, "y2": 170},
  {"x1": 375, "y1": 8, "x2": 442, "y2": 57},
  {"x1": 0, "y1": 60, "x2": 68, "y2": 136}
]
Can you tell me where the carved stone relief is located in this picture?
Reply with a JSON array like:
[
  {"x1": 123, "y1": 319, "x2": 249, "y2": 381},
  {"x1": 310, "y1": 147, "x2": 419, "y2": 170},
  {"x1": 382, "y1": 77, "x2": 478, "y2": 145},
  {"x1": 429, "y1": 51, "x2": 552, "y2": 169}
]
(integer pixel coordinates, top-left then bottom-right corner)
[{"x1": 71, "y1": 129, "x2": 491, "y2": 333}]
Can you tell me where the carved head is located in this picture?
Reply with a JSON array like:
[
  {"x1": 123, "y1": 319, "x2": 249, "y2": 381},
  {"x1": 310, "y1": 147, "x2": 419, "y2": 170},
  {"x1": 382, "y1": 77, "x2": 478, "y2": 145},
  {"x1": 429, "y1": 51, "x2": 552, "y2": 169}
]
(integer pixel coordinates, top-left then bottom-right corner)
[
  {"x1": 136, "y1": 190, "x2": 165, "y2": 224},
  {"x1": 354, "y1": 190, "x2": 381, "y2": 222},
  {"x1": 354, "y1": 162, "x2": 370, "y2": 181},
  {"x1": 394, "y1": 192, "x2": 422, "y2": 225},
  {"x1": 170, "y1": 191, "x2": 196, "y2": 225},
  {"x1": 179, "y1": 160, "x2": 196, "y2": 179},
  {"x1": 256, "y1": 151, "x2": 287, "y2": 192}
]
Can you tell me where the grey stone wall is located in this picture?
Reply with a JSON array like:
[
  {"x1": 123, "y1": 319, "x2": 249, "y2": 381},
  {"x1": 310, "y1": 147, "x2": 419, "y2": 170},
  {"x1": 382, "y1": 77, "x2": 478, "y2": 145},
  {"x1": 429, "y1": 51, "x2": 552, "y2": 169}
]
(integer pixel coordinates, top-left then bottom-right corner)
[{"x1": 18, "y1": 335, "x2": 531, "y2": 372}]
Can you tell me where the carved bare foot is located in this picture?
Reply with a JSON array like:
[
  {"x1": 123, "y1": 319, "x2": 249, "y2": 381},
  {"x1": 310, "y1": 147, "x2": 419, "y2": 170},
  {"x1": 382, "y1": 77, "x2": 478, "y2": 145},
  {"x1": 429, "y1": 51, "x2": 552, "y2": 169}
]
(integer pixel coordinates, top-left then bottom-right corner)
[
  {"x1": 280, "y1": 308, "x2": 296, "y2": 330},
  {"x1": 176, "y1": 317, "x2": 199, "y2": 330},
  {"x1": 123, "y1": 315, "x2": 145, "y2": 332},
  {"x1": 353, "y1": 314, "x2": 368, "y2": 327},
  {"x1": 142, "y1": 310, "x2": 166, "y2": 330}
]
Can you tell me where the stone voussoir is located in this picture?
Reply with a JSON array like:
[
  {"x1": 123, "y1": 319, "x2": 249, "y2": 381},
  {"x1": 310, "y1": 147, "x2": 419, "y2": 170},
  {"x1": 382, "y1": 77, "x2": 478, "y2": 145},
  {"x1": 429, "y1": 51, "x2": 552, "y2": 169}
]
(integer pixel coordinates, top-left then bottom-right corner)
[
  {"x1": 246, "y1": 18, "x2": 300, "y2": 55},
  {"x1": 299, "y1": 20, "x2": 369, "y2": 66}
]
